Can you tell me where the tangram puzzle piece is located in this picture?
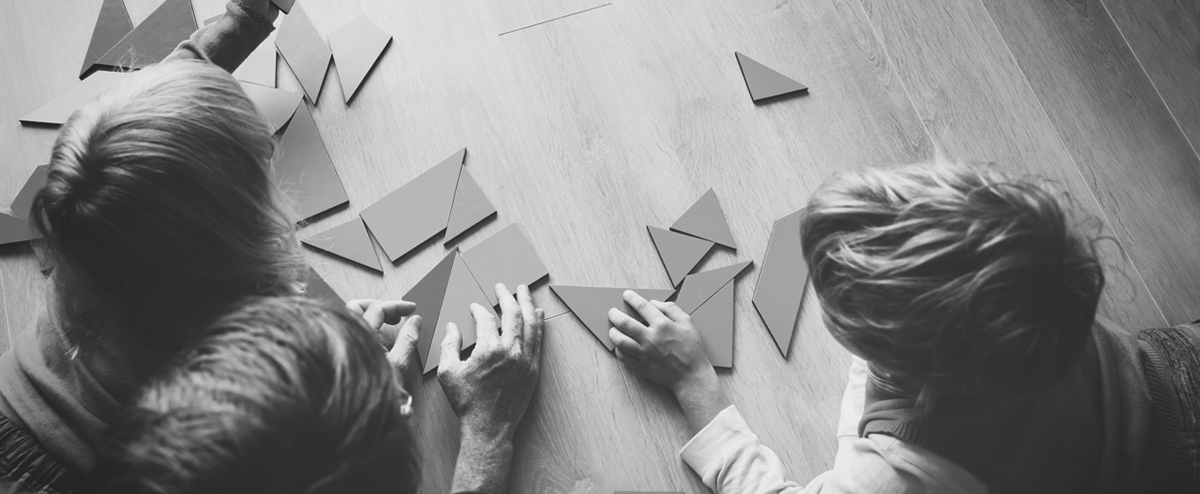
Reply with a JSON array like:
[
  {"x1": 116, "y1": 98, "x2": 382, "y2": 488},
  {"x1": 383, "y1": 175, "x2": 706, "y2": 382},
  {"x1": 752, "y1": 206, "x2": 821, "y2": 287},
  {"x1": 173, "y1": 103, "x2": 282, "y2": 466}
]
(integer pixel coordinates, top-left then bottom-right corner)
[
  {"x1": 207, "y1": 15, "x2": 278, "y2": 88},
  {"x1": 9, "y1": 165, "x2": 50, "y2": 220},
  {"x1": 671, "y1": 189, "x2": 737, "y2": 249},
  {"x1": 80, "y1": 0, "x2": 133, "y2": 78},
  {"x1": 735, "y1": 52, "x2": 807, "y2": 104},
  {"x1": 271, "y1": 0, "x2": 295, "y2": 14},
  {"x1": 752, "y1": 208, "x2": 810, "y2": 357},
  {"x1": 648, "y1": 226, "x2": 712, "y2": 287},
  {"x1": 0, "y1": 213, "x2": 40, "y2": 246},
  {"x1": 550, "y1": 286, "x2": 675, "y2": 351},
  {"x1": 240, "y1": 83, "x2": 301, "y2": 134},
  {"x1": 445, "y1": 169, "x2": 496, "y2": 244},
  {"x1": 90, "y1": 0, "x2": 197, "y2": 73},
  {"x1": 301, "y1": 218, "x2": 381, "y2": 273},
  {"x1": 303, "y1": 267, "x2": 344, "y2": 307},
  {"x1": 692, "y1": 281, "x2": 735, "y2": 368},
  {"x1": 275, "y1": 3, "x2": 331, "y2": 102},
  {"x1": 406, "y1": 250, "x2": 496, "y2": 374},
  {"x1": 274, "y1": 103, "x2": 348, "y2": 221},
  {"x1": 328, "y1": 15, "x2": 392, "y2": 103},
  {"x1": 20, "y1": 71, "x2": 127, "y2": 125},
  {"x1": 461, "y1": 224, "x2": 548, "y2": 306},
  {"x1": 360, "y1": 148, "x2": 465, "y2": 262},
  {"x1": 675, "y1": 260, "x2": 753, "y2": 314}
]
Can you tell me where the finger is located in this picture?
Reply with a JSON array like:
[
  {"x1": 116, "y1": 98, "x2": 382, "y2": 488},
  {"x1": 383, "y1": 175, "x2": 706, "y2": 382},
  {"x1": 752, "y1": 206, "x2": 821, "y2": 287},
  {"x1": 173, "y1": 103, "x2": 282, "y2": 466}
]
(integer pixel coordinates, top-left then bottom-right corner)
[
  {"x1": 439, "y1": 321, "x2": 463, "y2": 370},
  {"x1": 623, "y1": 290, "x2": 670, "y2": 328},
  {"x1": 495, "y1": 284, "x2": 522, "y2": 348},
  {"x1": 608, "y1": 308, "x2": 649, "y2": 341},
  {"x1": 376, "y1": 300, "x2": 417, "y2": 325},
  {"x1": 608, "y1": 327, "x2": 643, "y2": 359},
  {"x1": 470, "y1": 303, "x2": 500, "y2": 350},
  {"x1": 529, "y1": 308, "x2": 545, "y2": 363},
  {"x1": 517, "y1": 285, "x2": 541, "y2": 354},
  {"x1": 651, "y1": 300, "x2": 691, "y2": 323},
  {"x1": 388, "y1": 315, "x2": 422, "y2": 376},
  {"x1": 344, "y1": 299, "x2": 377, "y2": 316}
]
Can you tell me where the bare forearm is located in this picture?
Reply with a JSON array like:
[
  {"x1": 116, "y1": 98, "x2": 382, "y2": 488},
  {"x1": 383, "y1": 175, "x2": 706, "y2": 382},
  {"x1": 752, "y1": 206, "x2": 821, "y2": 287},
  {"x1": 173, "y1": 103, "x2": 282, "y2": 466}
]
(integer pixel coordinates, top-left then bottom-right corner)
[
  {"x1": 673, "y1": 368, "x2": 734, "y2": 436},
  {"x1": 451, "y1": 428, "x2": 514, "y2": 494}
]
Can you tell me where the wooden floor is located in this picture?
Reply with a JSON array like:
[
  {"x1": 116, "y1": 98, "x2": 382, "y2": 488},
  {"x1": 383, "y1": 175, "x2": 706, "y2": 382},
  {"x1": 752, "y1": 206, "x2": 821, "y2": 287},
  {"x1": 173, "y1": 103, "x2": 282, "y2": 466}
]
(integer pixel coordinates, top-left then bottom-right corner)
[{"x1": 1, "y1": 0, "x2": 1197, "y2": 491}]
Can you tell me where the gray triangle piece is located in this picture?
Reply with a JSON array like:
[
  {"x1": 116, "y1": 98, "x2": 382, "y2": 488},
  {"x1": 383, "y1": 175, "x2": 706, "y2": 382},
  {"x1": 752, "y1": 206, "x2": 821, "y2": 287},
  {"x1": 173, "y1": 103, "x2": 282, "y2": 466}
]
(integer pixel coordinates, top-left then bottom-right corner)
[
  {"x1": 693, "y1": 281, "x2": 735, "y2": 368},
  {"x1": 240, "y1": 83, "x2": 301, "y2": 134},
  {"x1": 271, "y1": 0, "x2": 295, "y2": 14},
  {"x1": 444, "y1": 169, "x2": 496, "y2": 244},
  {"x1": 550, "y1": 286, "x2": 675, "y2": 351},
  {"x1": 80, "y1": 0, "x2": 133, "y2": 78},
  {"x1": 20, "y1": 71, "x2": 127, "y2": 125},
  {"x1": 301, "y1": 218, "x2": 381, "y2": 273},
  {"x1": 275, "y1": 3, "x2": 330, "y2": 103},
  {"x1": 407, "y1": 250, "x2": 496, "y2": 374},
  {"x1": 303, "y1": 267, "x2": 344, "y2": 307},
  {"x1": 91, "y1": 0, "x2": 196, "y2": 73},
  {"x1": 735, "y1": 52, "x2": 807, "y2": 103},
  {"x1": 405, "y1": 251, "x2": 456, "y2": 374},
  {"x1": 461, "y1": 224, "x2": 549, "y2": 306},
  {"x1": 0, "y1": 213, "x2": 40, "y2": 246},
  {"x1": 670, "y1": 189, "x2": 737, "y2": 249},
  {"x1": 360, "y1": 148, "x2": 465, "y2": 262},
  {"x1": 675, "y1": 260, "x2": 753, "y2": 314},
  {"x1": 648, "y1": 226, "x2": 713, "y2": 287},
  {"x1": 328, "y1": 15, "x2": 392, "y2": 103},
  {"x1": 9, "y1": 165, "x2": 49, "y2": 220},
  {"x1": 752, "y1": 208, "x2": 810, "y2": 358},
  {"x1": 274, "y1": 103, "x2": 348, "y2": 221}
]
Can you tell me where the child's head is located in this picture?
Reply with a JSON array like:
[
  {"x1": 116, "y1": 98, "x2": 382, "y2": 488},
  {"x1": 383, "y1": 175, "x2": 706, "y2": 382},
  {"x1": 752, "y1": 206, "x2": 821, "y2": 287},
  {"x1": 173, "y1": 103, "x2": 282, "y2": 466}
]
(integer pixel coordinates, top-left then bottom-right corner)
[
  {"x1": 32, "y1": 59, "x2": 304, "y2": 352},
  {"x1": 802, "y1": 160, "x2": 1103, "y2": 401},
  {"x1": 89, "y1": 296, "x2": 420, "y2": 494}
]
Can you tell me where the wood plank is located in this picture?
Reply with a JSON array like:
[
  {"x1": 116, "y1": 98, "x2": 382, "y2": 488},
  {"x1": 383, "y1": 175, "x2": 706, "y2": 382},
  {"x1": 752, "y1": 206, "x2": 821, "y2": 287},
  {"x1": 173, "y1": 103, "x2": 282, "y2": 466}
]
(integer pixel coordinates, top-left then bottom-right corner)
[{"x1": 983, "y1": 0, "x2": 1200, "y2": 325}]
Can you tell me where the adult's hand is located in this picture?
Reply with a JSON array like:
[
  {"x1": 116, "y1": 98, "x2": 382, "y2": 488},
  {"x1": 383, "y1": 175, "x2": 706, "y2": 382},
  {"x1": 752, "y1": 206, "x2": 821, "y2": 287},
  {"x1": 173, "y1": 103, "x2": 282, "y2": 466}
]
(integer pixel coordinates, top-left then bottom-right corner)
[{"x1": 345, "y1": 299, "x2": 421, "y2": 384}]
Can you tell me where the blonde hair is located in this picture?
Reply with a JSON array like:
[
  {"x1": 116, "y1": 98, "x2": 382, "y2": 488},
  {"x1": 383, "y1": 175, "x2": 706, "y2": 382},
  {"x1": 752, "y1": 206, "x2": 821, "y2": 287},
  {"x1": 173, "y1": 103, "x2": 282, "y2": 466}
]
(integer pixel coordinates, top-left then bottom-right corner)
[
  {"x1": 802, "y1": 160, "x2": 1103, "y2": 403},
  {"x1": 32, "y1": 59, "x2": 306, "y2": 352}
]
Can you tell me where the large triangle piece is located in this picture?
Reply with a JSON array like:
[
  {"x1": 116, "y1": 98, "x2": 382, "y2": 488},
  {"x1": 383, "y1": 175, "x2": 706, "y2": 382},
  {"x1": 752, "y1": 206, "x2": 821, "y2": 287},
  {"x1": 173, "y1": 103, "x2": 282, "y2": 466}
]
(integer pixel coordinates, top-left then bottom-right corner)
[
  {"x1": 752, "y1": 208, "x2": 810, "y2": 357},
  {"x1": 80, "y1": 0, "x2": 134, "y2": 78},
  {"x1": 648, "y1": 226, "x2": 713, "y2": 287},
  {"x1": 20, "y1": 71, "x2": 127, "y2": 125},
  {"x1": 9, "y1": 165, "x2": 50, "y2": 220},
  {"x1": 241, "y1": 83, "x2": 301, "y2": 134},
  {"x1": 693, "y1": 281, "x2": 735, "y2": 368},
  {"x1": 461, "y1": 224, "x2": 549, "y2": 306},
  {"x1": 735, "y1": 52, "x2": 807, "y2": 103},
  {"x1": 301, "y1": 218, "x2": 381, "y2": 273},
  {"x1": 328, "y1": 15, "x2": 392, "y2": 103},
  {"x1": 444, "y1": 169, "x2": 496, "y2": 244},
  {"x1": 90, "y1": 0, "x2": 197, "y2": 73},
  {"x1": 360, "y1": 148, "x2": 464, "y2": 262},
  {"x1": 550, "y1": 286, "x2": 675, "y2": 351},
  {"x1": 303, "y1": 267, "x2": 345, "y2": 307},
  {"x1": 676, "y1": 260, "x2": 753, "y2": 314},
  {"x1": 275, "y1": 3, "x2": 331, "y2": 103},
  {"x1": 274, "y1": 104, "x2": 348, "y2": 221},
  {"x1": 0, "y1": 213, "x2": 40, "y2": 246},
  {"x1": 405, "y1": 251, "x2": 456, "y2": 375},
  {"x1": 670, "y1": 189, "x2": 737, "y2": 249},
  {"x1": 423, "y1": 253, "x2": 496, "y2": 373}
]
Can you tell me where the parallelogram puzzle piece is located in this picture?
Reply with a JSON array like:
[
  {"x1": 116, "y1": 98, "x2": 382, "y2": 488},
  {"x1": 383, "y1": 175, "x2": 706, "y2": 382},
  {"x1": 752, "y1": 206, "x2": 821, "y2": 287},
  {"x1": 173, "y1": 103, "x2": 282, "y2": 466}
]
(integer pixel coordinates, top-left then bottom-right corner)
[
  {"x1": 274, "y1": 103, "x2": 348, "y2": 221},
  {"x1": 328, "y1": 15, "x2": 392, "y2": 103},
  {"x1": 20, "y1": 71, "x2": 127, "y2": 125},
  {"x1": 303, "y1": 267, "x2": 345, "y2": 307},
  {"x1": 9, "y1": 165, "x2": 49, "y2": 220},
  {"x1": 550, "y1": 286, "x2": 675, "y2": 351},
  {"x1": 240, "y1": 83, "x2": 301, "y2": 134},
  {"x1": 80, "y1": 0, "x2": 133, "y2": 78},
  {"x1": 408, "y1": 250, "x2": 496, "y2": 374},
  {"x1": 444, "y1": 169, "x2": 496, "y2": 244},
  {"x1": 461, "y1": 224, "x2": 548, "y2": 306},
  {"x1": 275, "y1": 3, "x2": 331, "y2": 102},
  {"x1": 675, "y1": 260, "x2": 753, "y2": 314},
  {"x1": 0, "y1": 213, "x2": 40, "y2": 246},
  {"x1": 752, "y1": 208, "x2": 810, "y2": 358},
  {"x1": 648, "y1": 226, "x2": 712, "y2": 287},
  {"x1": 301, "y1": 218, "x2": 381, "y2": 273},
  {"x1": 671, "y1": 189, "x2": 737, "y2": 249},
  {"x1": 735, "y1": 52, "x2": 807, "y2": 104},
  {"x1": 90, "y1": 0, "x2": 196, "y2": 73},
  {"x1": 692, "y1": 281, "x2": 735, "y2": 368},
  {"x1": 360, "y1": 148, "x2": 465, "y2": 262},
  {"x1": 271, "y1": 0, "x2": 295, "y2": 14}
]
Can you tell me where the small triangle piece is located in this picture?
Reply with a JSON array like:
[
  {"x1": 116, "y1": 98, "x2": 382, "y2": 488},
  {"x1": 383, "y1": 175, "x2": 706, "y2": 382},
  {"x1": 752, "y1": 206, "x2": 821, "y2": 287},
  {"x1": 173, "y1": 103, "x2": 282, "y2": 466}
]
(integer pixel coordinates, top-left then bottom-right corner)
[
  {"x1": 271, "y1": 0, "x2": 295, "y2": 14},
  {"x1": 9, "y1": 165, "x2": 50, "y2": 220},
  {"x1": 328, "y1": 15, "x2": 392, "y2": 103},
  {"x1": 240, "y1": 83, "x2": 301, "y2": 134},
  {"x1": 670, "y1": 189, "x2": 736, "y2": 249},
  {"x1": 407, "y1": 251, "x2": 496, "y2": 374},
  {"x1": 0, "y1": 213, "x2": 40, "y2": 246},
  {"x1": 275, "y1": 3, "x2": 331, "y2": 102},
  {"x1": 302, "y1": 218, "x2": 382, "y2": 273},
  {"x1": 752, "y1": 208, "x2": 810, "y2": 358},
  {"x1": 735, "y1": 52, "x2": 807, "y2": 103},
  {"x1": 20, "y1": 71, "x2": 127, "y2": 125},
  {"x1": 90, "y1": 0, "x2": 197, "y2": 73},
  {"x1": 692, "y1": 281, "x2": 735, "y2": 368},
  {"x1": 360, "y1": 148, "x2": 465, "y2": 262},
  {"x1": 303, "y1": 267, "x2": 345, "y2": 307},
  {"x1": 406, "y1": 252, "x2": 456, "y2": 374},
  {"x1": 461, "y1": 224, "x2": 549, "y2": 306},
  {"x1": 648, "y1": 226, "x2": 713, "y2": 287},
  {"x1": 80, "y1": 0, "x2": 134, "y2": 78},
  {"x1": 675, "y1": 261, "x2": 753, "y2": 314},
  {"x1": 550, "y1": 286, "x2": 675, "y2": 351},
  {"x1": 274, "y1": 103, "x2": 348, "y2": 221},
  {"x1": 444, "y1": 169, "x2": 496, "y2": 244}
]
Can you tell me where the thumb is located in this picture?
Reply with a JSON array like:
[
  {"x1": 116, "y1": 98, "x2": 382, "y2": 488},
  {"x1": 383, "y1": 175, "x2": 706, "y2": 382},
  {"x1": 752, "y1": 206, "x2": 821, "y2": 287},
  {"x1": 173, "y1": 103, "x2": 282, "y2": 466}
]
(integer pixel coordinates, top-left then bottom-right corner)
[
  {"x1": 439, "y1": 322, "x2": 463, "y2": 370},
  {"x1": 387, "y1": 315, "x2": 421, "y2": 372}
]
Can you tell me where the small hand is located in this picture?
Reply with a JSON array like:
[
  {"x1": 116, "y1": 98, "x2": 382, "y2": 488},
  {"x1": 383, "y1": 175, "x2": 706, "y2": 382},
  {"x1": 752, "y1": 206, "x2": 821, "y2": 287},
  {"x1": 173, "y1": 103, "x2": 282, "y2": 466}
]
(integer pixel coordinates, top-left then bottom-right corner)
[
  {"x1": 241, "y1": 0, "x2": 280, "y2": 23},
  {"x1": 607, "y1": 290, "x2": 712, "y2": 393},
  {"x1": 345, "y1": 299, "x2": 420, "y2": 384}
]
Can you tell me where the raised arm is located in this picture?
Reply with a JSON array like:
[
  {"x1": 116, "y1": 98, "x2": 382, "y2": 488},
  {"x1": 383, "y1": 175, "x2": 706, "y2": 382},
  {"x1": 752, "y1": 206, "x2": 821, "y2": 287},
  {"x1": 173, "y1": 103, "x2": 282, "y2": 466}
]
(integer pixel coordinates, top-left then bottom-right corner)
[{"x1": 165, "y1": 0, "x2": 277, "y2": 72}]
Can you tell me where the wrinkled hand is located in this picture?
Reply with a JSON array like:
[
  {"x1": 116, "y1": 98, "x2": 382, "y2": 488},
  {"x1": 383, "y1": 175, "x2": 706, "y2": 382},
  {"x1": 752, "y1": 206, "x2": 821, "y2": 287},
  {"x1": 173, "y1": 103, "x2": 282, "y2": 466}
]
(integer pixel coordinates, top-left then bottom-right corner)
[
  {"x1": 607, "y1": 290, "x2": 713, "y2": 393},
  {"x1": 345, "y1": 299, "x2": 421, "y2": 384}
]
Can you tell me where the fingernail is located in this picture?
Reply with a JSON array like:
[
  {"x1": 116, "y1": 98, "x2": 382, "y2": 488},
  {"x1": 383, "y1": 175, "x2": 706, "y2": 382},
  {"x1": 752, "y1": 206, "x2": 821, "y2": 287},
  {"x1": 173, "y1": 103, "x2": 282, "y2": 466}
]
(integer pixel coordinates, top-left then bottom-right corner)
[
  {"x1": 447, "y1": 322, "x2": 457, "y2": 330},
  {"x1": 470, "y1": 303, "x2": 481, "y2": 311}
]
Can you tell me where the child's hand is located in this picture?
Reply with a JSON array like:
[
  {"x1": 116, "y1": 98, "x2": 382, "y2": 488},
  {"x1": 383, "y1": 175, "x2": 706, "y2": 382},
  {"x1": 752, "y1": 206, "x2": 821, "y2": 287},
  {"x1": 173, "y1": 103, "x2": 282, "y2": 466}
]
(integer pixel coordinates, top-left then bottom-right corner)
[
  {"x1": 345, "y1": 299, "x2": 421, "y2": 383},
  {"x1": 607, "y1": 291, "x2": 713, "y2": 393},
  {"x1": 241, "y1": 0, "x2": 280, "y2": 24}
]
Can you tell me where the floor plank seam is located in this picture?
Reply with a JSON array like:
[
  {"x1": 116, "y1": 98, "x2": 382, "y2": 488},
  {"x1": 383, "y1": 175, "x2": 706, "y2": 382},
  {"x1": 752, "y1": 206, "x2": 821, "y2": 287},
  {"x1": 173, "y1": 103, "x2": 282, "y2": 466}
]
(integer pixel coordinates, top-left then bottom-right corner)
[
  {"x1": 498, "y1": 3, "x2": 613, "y2": 36},
  {"x1": 0, "y1": 267, "x2": 10, "y2": 351}
]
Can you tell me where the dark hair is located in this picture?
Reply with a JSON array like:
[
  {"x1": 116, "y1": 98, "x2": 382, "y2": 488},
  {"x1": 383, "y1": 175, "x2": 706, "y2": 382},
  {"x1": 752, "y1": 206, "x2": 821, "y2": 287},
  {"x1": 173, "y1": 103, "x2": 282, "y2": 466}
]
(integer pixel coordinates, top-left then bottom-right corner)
[
  {"x1": 88, "y1": 297, "x2": 420, "y2": 494},
  {"x1": 802, "y1": 161, "x2": 1103, "y2": 403}
]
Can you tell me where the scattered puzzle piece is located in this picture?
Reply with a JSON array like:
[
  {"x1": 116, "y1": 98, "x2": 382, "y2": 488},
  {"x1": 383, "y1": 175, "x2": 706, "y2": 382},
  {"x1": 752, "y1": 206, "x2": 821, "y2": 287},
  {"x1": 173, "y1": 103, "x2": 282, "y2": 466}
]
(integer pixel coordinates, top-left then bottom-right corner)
[
  {"x1": 328, "y1": 15, "x2": 392, "y2": 103},
  {"x1": 8, "y1": 165, "x2": 49, "y2": 220},
  {"x1": 692, "y1": 280, "x2": 735, "y2": 368},
  {"x1": 445, "y1": 169, "x2": 496, "y2": 244},
  {"x1": 301, "y1": 218, "x2": 381, "y2": 273},
  {"x1": 360, "y1": 148, "x2": 465, "y2": 262},
  {"x1": 0, "y1": 213, "x2": 40, "y2": 246},
  {"x1": 303, "y1": 266, "x2": 344, "y2": 307},
  {"x1": 647, "y1": 226, "x2": 712, "y2": 287},
  {"x1": 670, "y1": 189, "x2": 736, "y2": 249},
  {"x1": 271, "y1": 0, "x2": 295, "y2": 14},
  {"x1": 461, "y1": 224, "x2": 548, "y2": 306},
  {"x1": 675, "y1": 261, "x2": 752, "y2": 314},
  {"x1": 550, "y1": 285, "x2": 675, "y2": 351},
  {"x1": 240, "y1": 83, "x2": 301, "y2": 134},
  {"x1": 274, "y1": 103, "x2": 348, "y2": 221},
  {"x1": 80, "y1": 0, "x2": 133, "y2": 78},
  {"x1": 407, "y1": 250, "x2": 496, "y2": 374},
  {"x1": 275, "y1": 3, "x2": 331, "y2": 102},
  {"x1": 735, "y1": 52, "x2": 807, "y2": 104},
  {"x1": 20, "y1": 71, "x2": 127, "y2": 125},
  {"x1": 752, "y1": 208, "x2": 810, "y2": 357},
  {"x1": 90, "y1": 0, "x2": 197, "y2": 73}
]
